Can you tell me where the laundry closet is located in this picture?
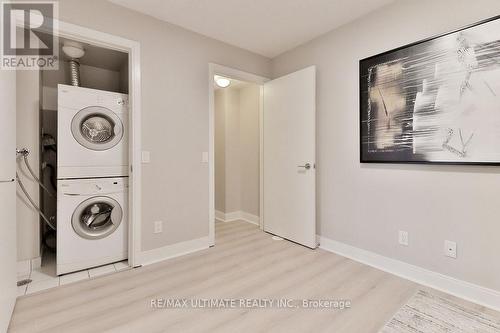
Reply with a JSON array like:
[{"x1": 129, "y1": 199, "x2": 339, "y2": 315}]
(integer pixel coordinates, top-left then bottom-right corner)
[{"x1": 16, "y1": 32, "x2": 131, "y2": 293}]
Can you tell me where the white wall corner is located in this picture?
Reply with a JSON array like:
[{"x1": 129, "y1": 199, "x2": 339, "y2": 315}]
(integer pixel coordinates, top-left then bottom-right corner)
[
  {"x1": 318, "y1": 235, "x2": 500, "y2": 312},
  {"x1": 239, "y1": 211, "x2": 260, "y2": 225},
  {"x1": 140, "y1": 236, "x2": 210, "y2": 266},
  {"x1": 215, "y1": 210, "x2": 260, "y2": 225},
  {"x1": 224, "y1": 211, "x2": 242, "y2": 222},
  {"x1": 16, "y1": 256, "x2": 41, "y2": 278},
  {"x1": 31, "y1": 256, "x2": 42, "y2": 270},
  {"x1": 16, "y1": 260, "x2": 30, "y2": 278},
  {"x1": 215, "y1": 210, "x2": 225, "y2": 222}
]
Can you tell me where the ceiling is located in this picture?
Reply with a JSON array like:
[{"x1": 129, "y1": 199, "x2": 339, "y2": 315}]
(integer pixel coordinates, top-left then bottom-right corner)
[{"x1": 109, "y1": 0, "x2": 395, "y2": 58}]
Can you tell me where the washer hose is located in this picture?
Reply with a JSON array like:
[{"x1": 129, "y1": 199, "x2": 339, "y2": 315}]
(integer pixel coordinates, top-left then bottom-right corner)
[
  {"x1": 16, "y1": 171, "x2": 56, "y2": 230},
  {"x1": 22, "y1": 154, "x2": 55, "y2": 198},
  {"x1": 16, "y1": 148, "x2": 56, "y2": 230}
]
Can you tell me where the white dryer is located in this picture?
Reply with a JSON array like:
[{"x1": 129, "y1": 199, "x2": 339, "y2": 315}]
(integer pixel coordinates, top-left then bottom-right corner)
[
  {"x1": 57, "y1": 177, "x2": 128, "y2": 275},
  {"x1": 57, "y1": 84, "x2": 129, "y2": 179}
]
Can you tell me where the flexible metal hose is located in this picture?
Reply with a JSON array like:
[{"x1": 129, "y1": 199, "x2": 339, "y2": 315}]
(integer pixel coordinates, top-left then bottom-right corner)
[
  {"x1": 69, "y1": 59, "x2": 81, "y2": 86},
  {"x1": 16, "y1": 172, "x2": 56, "y2": 230},
  {"x1": 23, "y1": 154, "x2": 55, "y2": 198}
]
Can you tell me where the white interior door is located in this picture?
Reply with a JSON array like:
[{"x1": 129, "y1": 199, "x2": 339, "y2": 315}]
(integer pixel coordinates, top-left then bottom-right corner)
[
  {"x1": 263, "y1": 66, "x2": 316, "y2": 248},
  {"x1": 0, "y1": 70, "x2": 17, "y2": 331}
]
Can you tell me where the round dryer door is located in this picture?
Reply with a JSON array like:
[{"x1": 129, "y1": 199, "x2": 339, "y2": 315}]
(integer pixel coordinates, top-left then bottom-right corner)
[
  {"x1": 71, "y1": 106, "x2": 124, "y2": 151},
  {"x1": 72, "y1": 196, "x2": 123, "y2": 240}
]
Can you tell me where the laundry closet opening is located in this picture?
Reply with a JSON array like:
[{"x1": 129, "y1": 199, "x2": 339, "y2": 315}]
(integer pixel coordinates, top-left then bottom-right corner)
[
  {"x1": 214, "y1": 77, "x2": 261, "y2": 228},
  {"x1": 16, "y1": 29, "x2": 132, "y2": 294}
]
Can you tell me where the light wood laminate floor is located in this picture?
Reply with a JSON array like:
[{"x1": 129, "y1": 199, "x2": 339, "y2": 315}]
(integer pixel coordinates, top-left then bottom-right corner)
[{"x1": 8, "y1": 221, "x2": 496, "y2": 332}]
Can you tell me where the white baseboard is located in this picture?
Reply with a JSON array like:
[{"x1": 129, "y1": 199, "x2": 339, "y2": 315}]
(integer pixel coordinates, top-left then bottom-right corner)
[
  {"x1": 215, "y1": 210, "x2": 260, "y2": 225},
  {"x1": 318, "y1": 236, "x2": 500, "y2": 312},
  {"x1": 224, "y1": 211, "x2": 242, "y2": 222},
  {"x1": 31, "y1": 256, "x2": 42, "y2": 270},
  {"x1": 140, "y1": 236, "x2": 210, "y2": 266},
  {"x1": 240, "y1": 211, "x2": 260, "y2": 225},
  {"x1": 17, "y1": 256, "x2": 42, "y2": 278},
  {"x1": 215, "y1": 210, "x2": 225, "y2": 221}
]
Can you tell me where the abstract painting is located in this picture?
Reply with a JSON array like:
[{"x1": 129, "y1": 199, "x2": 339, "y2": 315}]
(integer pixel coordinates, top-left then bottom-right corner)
[{"x1": 360, "y1": 16, "x2": 500, "y2": 164}]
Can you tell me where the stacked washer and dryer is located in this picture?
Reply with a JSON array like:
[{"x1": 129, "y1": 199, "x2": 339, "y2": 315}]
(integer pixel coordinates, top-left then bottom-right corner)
[{"x1": 57, "y1": 84, "x2": 129, "y2": 275}]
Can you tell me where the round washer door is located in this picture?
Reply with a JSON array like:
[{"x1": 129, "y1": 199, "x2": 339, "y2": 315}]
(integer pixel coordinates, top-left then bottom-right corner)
[
  {"x1": 71, "y1": 106, "x2": 124, "y2": 151},
  {"x1": 72, "y1": 196, "x2": 123, "y2": 240}
]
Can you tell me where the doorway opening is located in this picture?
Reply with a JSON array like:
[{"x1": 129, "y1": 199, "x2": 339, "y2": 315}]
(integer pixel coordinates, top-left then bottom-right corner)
[
  {"x1": 208, "y1": 64, "x2": 317, "y2": 249},
  {"x1": 214, "y1": 78, "x2": 261, "y2": 228},
  {"x1": 208, "y1": 64, "x2": 268, "y2": 246},
  {"x1": 15, "y1": 19, "x2": 142, "y2": 296}
]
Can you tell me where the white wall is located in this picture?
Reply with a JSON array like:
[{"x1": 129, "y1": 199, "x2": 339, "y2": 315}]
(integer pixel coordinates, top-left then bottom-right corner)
[
  {"x1": 271, "y1": 0, "x2": 500, "y2": 291},
  {"x1": 79, "y1": 64, "x2": 121, "y2": 92},
  {"x1": 57, "y1": 0, "x2": 271, "y2": 251},
  {"x1": 215, "y1": 83, "x2": 260, "y2": 217},
  {"x1": 15, "y1": 23, "x2": 42, "y2": 262},
  {"x1": 239, "y1": 85, "x2": 261, "y2": 216},
  {"x1": 214, "y1": 89, "x2": 226, "y2": 213},
  {"x1": 16, "y1": 69, "x2": 40, "y2": 261},
  {"x1": 224, "y1": 88, "x2": 242, "y2": 213}
]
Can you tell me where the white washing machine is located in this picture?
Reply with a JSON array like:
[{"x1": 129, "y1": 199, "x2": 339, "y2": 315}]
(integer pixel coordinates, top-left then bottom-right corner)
[
  {"x1": 57, "y1": 177, "x2": 128, "y2": 275},
  {"x1": 57, "y1": 84, "x2": 129, "y2": 179}
]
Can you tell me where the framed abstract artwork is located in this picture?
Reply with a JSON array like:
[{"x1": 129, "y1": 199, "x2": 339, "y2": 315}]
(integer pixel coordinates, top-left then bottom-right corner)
[{"x1": 360, "y1": 16, "x2": 500, "y2": 164}]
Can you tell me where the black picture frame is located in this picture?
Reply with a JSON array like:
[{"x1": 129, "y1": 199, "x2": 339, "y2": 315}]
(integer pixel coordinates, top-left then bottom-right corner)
[{"x1": 359, "y1": 15, "x2": 500, "y2": 166}]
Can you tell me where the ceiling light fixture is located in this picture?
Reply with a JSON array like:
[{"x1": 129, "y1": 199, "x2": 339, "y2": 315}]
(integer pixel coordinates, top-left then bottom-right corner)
[
  {"x1": 62, "y1": 41, "x2": 85, "y2": 59},
  {"x1": 214, "y1": 75, "x2": 231, "y2": 88}
]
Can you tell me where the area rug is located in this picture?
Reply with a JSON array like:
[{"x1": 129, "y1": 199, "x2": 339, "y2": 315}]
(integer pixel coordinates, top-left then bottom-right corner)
[{"x1": 379, "y1": 290, "x2": 500, "y2": 333}]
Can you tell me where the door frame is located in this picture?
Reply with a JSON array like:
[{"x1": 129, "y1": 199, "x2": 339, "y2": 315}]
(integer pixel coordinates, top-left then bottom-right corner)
[
  {"x1": 56, "y1": 20, "x2": 142, "y2": 267},
  {"x1": 208, "y1": 63, "x2": 268, "y2": 246},
  {"x1": 17, "y1": 15, "x2": 143, "y2": 267}
]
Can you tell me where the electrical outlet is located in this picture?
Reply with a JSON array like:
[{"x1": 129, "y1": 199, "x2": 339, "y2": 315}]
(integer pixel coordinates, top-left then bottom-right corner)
[
  {"x1": 444, "y1": 240, "x2": 457, "y2": 259},
  {"x1": 398, "y1": 231, "x2": 409, "y2": 246},
  {"x1": 154, "y1": 221, "x2": 163, "y2": 234}
]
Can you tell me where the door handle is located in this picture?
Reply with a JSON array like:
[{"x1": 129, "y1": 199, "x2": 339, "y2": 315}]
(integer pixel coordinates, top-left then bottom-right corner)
[{"x1": 297, "y1": 163, "x2": 311, "y2": 170}]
